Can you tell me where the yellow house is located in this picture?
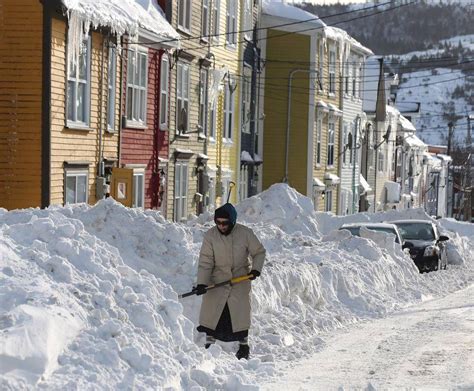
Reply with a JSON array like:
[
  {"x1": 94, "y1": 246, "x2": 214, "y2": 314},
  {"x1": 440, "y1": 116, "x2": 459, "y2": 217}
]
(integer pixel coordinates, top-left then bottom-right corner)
[
  {"x1": 260, "y1": 3, "x2": 332, "y2": 205},
  {"x1": 0, "y1": 0, "x2": 179, "y2": 210}
]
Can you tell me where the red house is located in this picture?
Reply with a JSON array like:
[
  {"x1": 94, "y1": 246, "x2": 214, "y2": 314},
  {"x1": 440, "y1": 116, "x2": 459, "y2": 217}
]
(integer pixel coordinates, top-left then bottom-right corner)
[{"x1": 119, "y1": 0, "x2": 179, "y2": 211}]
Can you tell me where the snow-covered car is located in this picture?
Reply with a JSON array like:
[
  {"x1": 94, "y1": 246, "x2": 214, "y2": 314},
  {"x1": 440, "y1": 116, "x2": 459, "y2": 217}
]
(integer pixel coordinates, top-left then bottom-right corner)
[
  {"x1": 391, "y1": 220, "x2": 449, "y2": 273},
  {"x1": 339, "y1": 223, "x2": 404, "y2": 245}
]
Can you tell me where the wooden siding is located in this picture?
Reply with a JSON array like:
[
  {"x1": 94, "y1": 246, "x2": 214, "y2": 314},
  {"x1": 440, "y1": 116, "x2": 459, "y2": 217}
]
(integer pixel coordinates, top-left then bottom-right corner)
[
  {"x1": 0, "y1": 0, "x2": 42, "y2": 209},
  {"x1": 50, "y1": 19, "x2": 119, "y2": 205},
  {"x1": 120, "y1": 48, "x2": 167, "y2": 209},
  {"x1": 262, "y1": 30, "x2": 311, "y2": 196}
]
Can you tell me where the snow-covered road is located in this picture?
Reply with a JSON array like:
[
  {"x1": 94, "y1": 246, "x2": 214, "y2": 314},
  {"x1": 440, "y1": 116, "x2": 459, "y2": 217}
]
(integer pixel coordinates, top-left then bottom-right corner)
[{"x1": 262, "y1": 284, "x2": 474, "y2": 390}]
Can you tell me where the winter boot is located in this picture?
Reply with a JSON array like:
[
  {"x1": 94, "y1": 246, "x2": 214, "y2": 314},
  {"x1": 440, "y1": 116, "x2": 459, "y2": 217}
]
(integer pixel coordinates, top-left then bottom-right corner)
[
  {"x1": 205, "y1": 335, "x2": 215, "y2": 349},
  {"x1": 236, "y1": 343, "x2": 250, "y2": 360}
]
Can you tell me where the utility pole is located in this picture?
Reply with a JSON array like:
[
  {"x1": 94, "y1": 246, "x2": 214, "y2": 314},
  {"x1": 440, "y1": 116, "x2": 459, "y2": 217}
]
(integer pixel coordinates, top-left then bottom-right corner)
[{"x1": 465, "y1": 114, "x2": 473, "y2": 222}]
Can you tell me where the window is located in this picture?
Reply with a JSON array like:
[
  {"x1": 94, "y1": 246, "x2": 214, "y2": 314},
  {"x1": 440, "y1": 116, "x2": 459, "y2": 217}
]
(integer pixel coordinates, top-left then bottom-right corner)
[
  {"x1": 344, "y1": 59, "x2": 350, "y2": 95},
  {"x1": 318, "y1": 41, "x2": 324, "y2": 91},
  {"x1": 378, "y1": 151, "x2": 385, "y2": 172},
  {"x1": 226, "y1": 0, "x2": 237, "y2": 46},
  {"x1": 201, "y1": 0, "x2": 210, "y2": 39},
  {"x1": 159, "y1": 55, "x2": 169, "y2": 130},
  {"x1": 243, "y1": 0, "x2": 252, "y2": 40},
  {"x1": 325, "y1": 189, "x2": 333, "y2": 212},
  {"x1": 126, "y1": 47, "x2": 148, "y2": 126},
  {"x1": 174, "y1": 161, "x2": 189, "y2": 221},
  {"x1": 343, "y1": 123, "x2": 348, "y2": 165},
  {"x1": 358, "y1": 64, "x2": 363, "y2": 98},
  {"x1": 316, "y1": 117, "x2": 322, "y2": 165},
  {"x1": 212, "y1": 0, "x2": 220, "y2": 41},
  {"x1": 241, "y1": 72, "x2": 251, "y2": 134},
  {"x1": 67, "y1": 35, "x2": 91, "y2": 126},
  {"x1": 352, "y1": 63, "x2": 357, "y2": 97},
  {"x1": 65, "y1": 168, "x2": 88, "y2": 204},
  {"x1": 178, "y1": 0, "x2": 191, "y2": 32},
  {"x1": 107, "y1": 47, "x2": 116, "y2": 131},
  {"x1": 349, "y1": 129, "x2": 354, "y2": 165},
  {"x1": 176, "y1": 62, "x2": 190, "y2": 135},
  {"x1": 239, "y1": 166, "x2": 249, "y2": 201},
  {"x1": 223, "y1": 78, "x2": 234, "y2": 141},
  {"x1": 327, "y1": 119, "x2": 335, "y2": 166},
  {"x1": 198, "y1": 69, "x2": 209, "y2": 137},
  {"x1": 132, "y1": 171, "x2": 145, "y2": 208},
  {"x1": 329, "y1": 48, "x2": 336, "y2": 94},
  {"x1": 209, "y1": 98, "x2": 217, "y2": 141}
]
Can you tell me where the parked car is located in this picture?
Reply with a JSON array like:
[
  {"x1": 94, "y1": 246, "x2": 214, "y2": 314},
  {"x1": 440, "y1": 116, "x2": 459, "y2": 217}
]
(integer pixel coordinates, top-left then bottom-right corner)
[
  {"x1": 390, "y1": 219, "x2": 449, "y2": 273},
  {"x1": 339, "y1": 223, "x2": 404, "y2": 245}
]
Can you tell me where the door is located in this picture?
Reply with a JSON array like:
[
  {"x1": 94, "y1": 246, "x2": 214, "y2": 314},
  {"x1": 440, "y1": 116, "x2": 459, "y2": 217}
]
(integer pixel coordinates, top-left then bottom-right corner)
[{"x1": 110, "y1": 168, "x2": 133, "y2": 207}]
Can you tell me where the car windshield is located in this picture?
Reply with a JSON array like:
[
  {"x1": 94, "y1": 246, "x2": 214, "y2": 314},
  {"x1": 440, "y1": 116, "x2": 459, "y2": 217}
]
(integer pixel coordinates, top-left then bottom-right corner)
[
  {"x1": 395, "y1": 223, "x2": 435, "y2": 241},
  {"x1": 340, "y1": 226, "x2": 400, "y2": 243}
]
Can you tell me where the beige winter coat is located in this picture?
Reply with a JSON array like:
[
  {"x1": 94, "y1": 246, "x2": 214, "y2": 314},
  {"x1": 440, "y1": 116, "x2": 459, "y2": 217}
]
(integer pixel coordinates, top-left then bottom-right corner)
[{"x1": 197, "y1": 223, "x2": 266, "y2": 332}]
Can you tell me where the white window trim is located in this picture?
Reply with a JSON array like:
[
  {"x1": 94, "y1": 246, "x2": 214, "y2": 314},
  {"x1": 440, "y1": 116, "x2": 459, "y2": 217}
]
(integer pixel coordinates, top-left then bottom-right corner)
[
  {"x1": 325, "y1": 189, "x2": 333, "y2": 212},
  {"x1": 328, "y1": 48, "x2": 336, "y2": 95},
  {"x1": 316, "y1": 117, "x2": 322, "y2": 166},
  {"x1": 223, "y1": 78, "x2": 235, "y2": 143},
  {"x1": 107, "y1": 47, "x2": 117, "y2": 131},
  {"x1": 67, "y1": 35, "x2": 91, "y2": 128},
  {"x1": 176, "y1": 61, "x2": 190, "y2": 136},
  {"x1": 178, "y1": 0, "x2": 192, "y2": 33},
  {"x1": 226, "y1": 0, "x2": 237, "y2": 48},
  {"x1": 198, "y1": 68, "x2": 209, "y2": 138},
  {"x1": 318, "y1": 41, "x2": 324, "y2": 93},
  {"x1": 239, "y1": 165, "x2": 249, "y2": 202},
  {"x1": 125, "y1": 46, "x2": 148, "y2": 128},
  {"x1": 212, "y1": 0, "x2": 220, "y2": 42},
  {"x1": 209, "y1": 97, "x2": 217, "y2": 143},
  {"x1": 64, "y1": 168, "x2": 89, "y2": 204},
  {"x1": 327, "y1": 119, "x2": 335, "y2": 167},
  {"x1": 342, "y1": 122, "x2": 348, "y2": 166},
  {"x1": 241, "y1": 70, "x2": 251, "y2": 134},
  {"x1": 174, "y1": 161, "x2": 189, "y2": 221},
  {"x1": 159, "y1": 55, "x2": 170, "y2": 130},
  {"x1": 243, "y1": 0, "x2": 252, "y2": 41},
  {"x1": 201, "y1": 0, "x2": 210, "y2": 41},
  {"x1": 132, "y1": 169, "x2": 145, "y2": 208}
]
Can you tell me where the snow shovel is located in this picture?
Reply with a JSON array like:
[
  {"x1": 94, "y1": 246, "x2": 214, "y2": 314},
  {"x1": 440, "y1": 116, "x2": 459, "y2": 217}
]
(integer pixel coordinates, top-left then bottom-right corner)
[{"x1": 178, "y1": 274, "x2": 252, "y2": 299}]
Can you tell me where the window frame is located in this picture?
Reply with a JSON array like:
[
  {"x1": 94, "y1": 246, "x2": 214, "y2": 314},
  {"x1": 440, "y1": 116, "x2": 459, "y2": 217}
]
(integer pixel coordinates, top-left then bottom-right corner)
[
  {"x1": 316, "y1": 117, "x2": 322, "y2": 166},
  {"x1": 107, "y1": 46, "x2": 117, "y2": 131},
  {"x1": 342, "y1": 122, "x2": 348, "y2": 165},
  {"x1": 178, "y1": 0, "x2": 192, "y2": 33},
  {"x1": 64, "y1": 168, "x2": 89, "y2": 205},
  {"x1": 201, "y1": 0, "x2": 210, "y2": 41},
  {"x1": 328, "y1": 48, "x2": 336, "y2": 95},
  {"x1": 327, "y1": 118, "x2": 335, "y2": 167},
  {"x1": 226, "y1": 0, "x2": 238, "y2": 47},
  {"x1": 239, "y1": 165, "x2": 249, "y2": 202},
  {"x1": 325, "y1": 189, "x2": 333, "y2": 212},
  {"x1": 125, "y1": 46, "x2": 149, "y2": 128},
  {"x1": 174, "y1": 161, "x2": 189, "y2": 221},
  {"x1": 159, "y1": 55, "x2": 170, "y2": 130},
  {"x1": 223, "y1": 77, "x2": 235, "y2": 142},
  {"x1": 241, "y1": 70, "x2": 251, "y2": 134},
  {"x1": 209, "y1": 97, "x2": 217, "y2": 142},
  {"x1": 132, "y1": 169, "x2": 145, "y2": 208},
  {"x1": 212, "y1": 0, "x2": 220, "y2": 42},
  {"x1": 318, "y1": 40, "x2": 324, "y2": 92},
  {"x1": 243, "y1": 0, "x2": 253, "y2": 40},
  {"x1": 67, "y1": 34, "x2": 91, "y2": 127},
  {"x1": 198, "y1": 68, "x2": 209, "y2": 138},
  {"x1": 176, "y1": 61, "x2": 191, "y2": 136}
]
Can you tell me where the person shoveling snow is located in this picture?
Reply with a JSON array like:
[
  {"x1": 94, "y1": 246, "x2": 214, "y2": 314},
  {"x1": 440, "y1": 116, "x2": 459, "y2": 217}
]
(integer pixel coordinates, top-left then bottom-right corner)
[{"x1": 193, "y1": 203, "x2": 266, "y2": 360}]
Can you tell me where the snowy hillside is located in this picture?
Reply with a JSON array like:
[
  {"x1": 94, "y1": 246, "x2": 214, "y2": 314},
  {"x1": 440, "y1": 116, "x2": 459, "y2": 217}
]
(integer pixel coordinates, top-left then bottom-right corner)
[{"x1": 1, "y1": 184, "x2": 473, "y2": 389}]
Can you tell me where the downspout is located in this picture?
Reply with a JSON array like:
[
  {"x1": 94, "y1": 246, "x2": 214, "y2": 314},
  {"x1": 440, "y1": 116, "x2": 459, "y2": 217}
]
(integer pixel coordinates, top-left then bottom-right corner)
[
  {"x1": 118, "y1": 36, "x2": 125, "y2": 167},
  {"x1": 352, "y1": 116, "x2": 361, "y2": 214},
  {"x1": 41, "y1": 2, "x2": 52, "y2": 208},
  {"x1": 98, "y1": 37, "x2": 106, "y2": 178}
]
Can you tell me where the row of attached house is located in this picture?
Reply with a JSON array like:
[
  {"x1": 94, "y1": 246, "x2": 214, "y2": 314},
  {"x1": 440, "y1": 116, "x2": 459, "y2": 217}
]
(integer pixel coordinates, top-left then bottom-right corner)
[{"x1": 0, "y1": 0, "x2": 453, "y2": 220}]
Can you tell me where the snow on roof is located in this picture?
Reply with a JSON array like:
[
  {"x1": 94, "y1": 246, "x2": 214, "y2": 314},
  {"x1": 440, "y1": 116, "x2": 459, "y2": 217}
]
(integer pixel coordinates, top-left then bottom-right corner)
[
  {"x1": 398, "y1": 115, "x2": 416, "y2": 132},
  {"x1": 313, "y1": 177, "x2": 325, "y2": 189},
  {"x1": 324, "y1": 172, "x2": 340, "y2": 185},
  {"x1": 241, "y1": 151, "x2": 254, "y2": 163},
  {"x1": 317, "y1": 100, "x2": 330, "y2": 112},
  {"x1": 437, "y1": 154, "x2": 452, "y2": 162},
  {"x1": 359, "y1": 174, "x2": 372, "y2": 194},
  {"x1": 324, "y1": 26, "x2": 373, "y2": 56},
  {"x1": 253, "y1": 153, "x2": 263, "y2": 163},
  {"x1": 62, "y1": 0, "x2": 180, "y2": 45},
  {"x1": 404, "y1": 134, "x2": 426, "y2": 148},
  {"x1": 262, "y1": 1, "x2": 325, "y2": 28},
  {"x1": 328, "y1": 103, "x2": 343, "y2": 116}
]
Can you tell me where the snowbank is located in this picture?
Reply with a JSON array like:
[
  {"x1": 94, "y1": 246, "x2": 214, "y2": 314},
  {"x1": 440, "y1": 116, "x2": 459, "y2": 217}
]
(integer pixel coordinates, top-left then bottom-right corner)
[{"x1": 1, "y1": 184, "x2": 473, "y2": 389}]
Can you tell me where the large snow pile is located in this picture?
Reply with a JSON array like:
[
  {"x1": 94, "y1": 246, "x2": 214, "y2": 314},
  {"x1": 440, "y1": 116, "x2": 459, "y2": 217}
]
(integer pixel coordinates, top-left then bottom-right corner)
[{"x1": 1, "y1": 184, "x2": 473, "y2": 389}]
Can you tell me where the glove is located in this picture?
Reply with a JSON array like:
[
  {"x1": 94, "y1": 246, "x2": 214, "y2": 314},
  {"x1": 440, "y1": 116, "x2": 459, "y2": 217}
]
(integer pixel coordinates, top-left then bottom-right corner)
[
  {"x1": 194, "y1": 284, "x2": 208, "y2": 296},
  {"x1": 249, "y1": 270, "x2": 260, "y2": 280}
]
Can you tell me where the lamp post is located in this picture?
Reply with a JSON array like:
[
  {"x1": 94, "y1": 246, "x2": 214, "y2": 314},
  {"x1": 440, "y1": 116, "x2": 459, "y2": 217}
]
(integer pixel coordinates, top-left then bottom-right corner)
[{"x1": 284, "y1": 68, "x2": 320, "y2": 184}]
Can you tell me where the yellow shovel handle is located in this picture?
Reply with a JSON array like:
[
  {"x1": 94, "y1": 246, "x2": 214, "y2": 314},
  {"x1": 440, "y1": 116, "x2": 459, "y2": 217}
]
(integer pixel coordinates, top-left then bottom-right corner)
[{"x1": 231, "y1": 274, "x2": 252, "y2": 284}]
